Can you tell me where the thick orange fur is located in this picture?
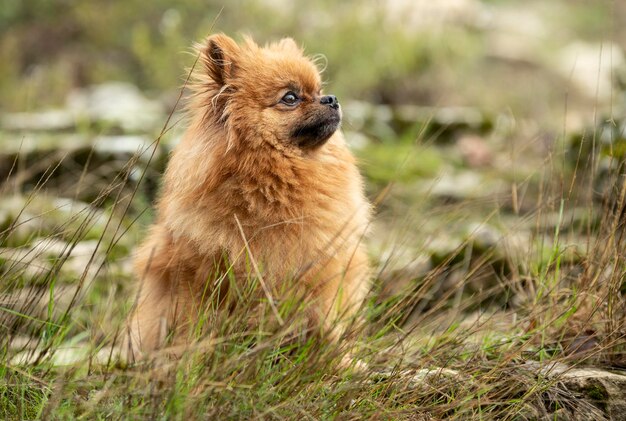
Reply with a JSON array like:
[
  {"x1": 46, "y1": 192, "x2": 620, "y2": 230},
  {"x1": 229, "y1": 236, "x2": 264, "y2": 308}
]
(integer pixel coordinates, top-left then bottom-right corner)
[{"x1": 126, "y1": 34, "x2": 371, "y2": 356}]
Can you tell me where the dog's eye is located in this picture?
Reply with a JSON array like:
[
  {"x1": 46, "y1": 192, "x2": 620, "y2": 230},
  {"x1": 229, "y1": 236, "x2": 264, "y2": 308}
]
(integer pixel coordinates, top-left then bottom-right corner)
[{"x1": 280, "y1": 91, "x2": 299, "y2": 106}]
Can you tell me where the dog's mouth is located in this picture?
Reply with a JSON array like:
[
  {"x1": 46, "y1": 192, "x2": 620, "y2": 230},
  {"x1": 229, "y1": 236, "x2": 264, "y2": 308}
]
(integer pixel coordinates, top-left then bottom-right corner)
[{"x1": 291, "y1": 110, "x2": 341, "y2": 149}]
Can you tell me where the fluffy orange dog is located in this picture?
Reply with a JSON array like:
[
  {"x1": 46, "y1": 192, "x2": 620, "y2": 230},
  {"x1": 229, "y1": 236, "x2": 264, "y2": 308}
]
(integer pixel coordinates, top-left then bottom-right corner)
[{"x1": 126, "y1": 34, "x2": 371, "y2": 356}]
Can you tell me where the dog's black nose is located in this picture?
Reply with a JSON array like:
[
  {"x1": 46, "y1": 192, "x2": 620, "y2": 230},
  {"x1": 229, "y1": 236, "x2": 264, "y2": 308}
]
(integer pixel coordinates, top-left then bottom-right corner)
[{"x1": 320, "y1": 95, "x2": 339, "y2": 109}]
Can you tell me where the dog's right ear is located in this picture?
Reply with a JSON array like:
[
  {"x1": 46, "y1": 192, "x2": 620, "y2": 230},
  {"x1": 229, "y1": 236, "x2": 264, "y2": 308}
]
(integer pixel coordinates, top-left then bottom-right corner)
[{"x1": 202, "y1": 34, "x2": 240, "y2": 86}]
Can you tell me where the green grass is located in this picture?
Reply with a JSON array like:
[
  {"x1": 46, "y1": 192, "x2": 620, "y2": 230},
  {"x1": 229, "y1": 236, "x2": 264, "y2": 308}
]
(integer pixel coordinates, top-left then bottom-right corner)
[{"x1": 1, "y1": 120, "x2": 624, "y2": 419}]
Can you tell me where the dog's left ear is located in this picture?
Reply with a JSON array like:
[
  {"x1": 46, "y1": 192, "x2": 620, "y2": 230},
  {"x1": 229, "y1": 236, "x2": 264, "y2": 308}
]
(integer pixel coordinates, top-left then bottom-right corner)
[{"x1": 203, "y1": 33, "x2": 240, "y2": 87}]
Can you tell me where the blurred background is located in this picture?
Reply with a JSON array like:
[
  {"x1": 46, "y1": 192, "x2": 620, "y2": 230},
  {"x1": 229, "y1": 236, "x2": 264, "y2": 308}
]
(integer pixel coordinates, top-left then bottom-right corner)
[
  {"x1": 1, "y1": 0, "x2": 625, "y2": 116},
  {"x1": 1, "y1": 0, "x2": 626, "y2": 367}
]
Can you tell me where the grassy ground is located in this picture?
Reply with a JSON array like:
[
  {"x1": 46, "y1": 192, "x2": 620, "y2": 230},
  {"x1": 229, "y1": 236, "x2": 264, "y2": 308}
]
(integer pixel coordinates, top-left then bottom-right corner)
[{"x1": 1, "y1": 102, "x2": 624, "y2": 419}]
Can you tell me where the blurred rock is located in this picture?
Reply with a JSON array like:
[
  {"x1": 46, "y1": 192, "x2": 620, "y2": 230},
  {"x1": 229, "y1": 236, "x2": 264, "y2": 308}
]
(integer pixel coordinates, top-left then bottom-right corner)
[
  {"x1": 0, "y1": 210, "x2": 48, "y2": 248},
  {"x1": 31, "y1": 237, "x2": 73, "y2": 257},
  {"x1": 553, "y1": 366, "x2": 626, "y2": 420},
  {"x1": 59, "y1": 240, "x2": 103, "y2": 279},
  {"x1": 0, "y1": 195, "x2": 107, "y2": 247},
  {"x1": 485, "y1": 6, "x2": 548, "y2": 64},
  {"x1": 344, "y1": 101, "x2": 396, "y2": 140},
  {"x1": 377, "y1": 251, "x2": 432, "y2": 299},
  {"x1": 343, "y1": 131, "x2": 371, "y2": 151},
  {"x1": 395, "y1": 106, "x2": 492, "y2": 141},
  {"x1": 427, "y1": 171, "x2": 506, "y2": 201},
  {"x1": 0, "y1": 132, "x2": 89, "y2": 154},
  {"x1": 566, "y1": 110, "x2": 626, "y2": 208},
  {"x1": 556, "y1": 42, "x2": 625, "y2": 103},
  {"x1": 465, "y1": 222, "x2": 501, "y2": 250},
  {"x1": 1, "y1": 238, "x2": 104, "y2": 292},
  {"x1": 0, "y1": 132, "x2": 165, "y2": 204},
  {"x1": 521, "y1": 361, "x2": 626, "y2": 420},
  {"x1": 30, "y1": 238, "x2": 102, "y2": 279},
  {"x1": 7, "y1": 334, "x2": 37, "y2": 351},
  {"x1": 0, "y1": 246, "x2": 53, "y2": 285},
  {"x1": 92, "y1": 135, "x2": 160, "y2": 163},
  {"x1": 344, "y1": 101, "x2": 493, "y2": 142},
  {"x1": 457, "y1": 134, "x2": 493, "y2": 167},
  {"x1": 1, "y1": 82, "x2": 167, "y2": 133},
  {"x1": 343, "y1": 100, "x2": 373, "y2": 131},
  {"x1": 67, "y1": 82, "x2": 165, "y2": 132},
  {"x1": 501, "y1": 230, "x2": 531, "y2": 262},
  {"x1": 425, "y1": 232, "x2": 465, "y2": 265},
  {"x1": 0, "y1": 132, "x2": 159, "y2": 160},
  {"x1": 385, "y1": 0, "x2": 488, "y2": 32},
  {"x1": 528, "y1": 207, "x2": 598, "y2": 233},
  {"x1": 0, "y1": 284, "x2": 81, "y2": 324},
  {"x1": 1, "y1": 110, "x2": 76, "y2": 132},
  {"x1": 465, "y1": 222, "x2": 531, "y2": 265}
]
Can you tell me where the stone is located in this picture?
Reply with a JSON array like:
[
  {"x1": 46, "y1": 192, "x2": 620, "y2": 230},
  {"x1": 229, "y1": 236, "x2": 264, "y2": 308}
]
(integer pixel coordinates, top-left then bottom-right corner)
[
  {"x1": 457, "y1": 134, "x2": 493, "y2": 167},
  {"x1": 556, "y1": 42, "x2": 625, "y2": 103},
  {"x1": 0, "y1": 132, "x2": 165, "y2": 204},
  {"x1": 485, "y1": 6, "x2": 548, "y2": 63},
  {"x1": 0, "y1": 109, "x2": 76, "y2": 132},
  {"x1": 558, "y1": 368, "x2": 626, "y2": 420},
  {"x1": 384, "y1": 0, "x2": 487, "y2": 32},
  {"x1": 0, "y1": 246, "x2": 53, "y2": 285},
  {"x1": 0, "y1": 284, "x2": 81, "y2": 325},
  {"x1": 67, "y1": 82, "x2": 165, "y2": 132},
  {"x1": 343, "y1": 101, "x2": 396, "y2": 140},
  {"x1": 0, "y1": 195, "x2": 108, "y2": 247},
  {"x1": 30, "y1": 238, "x2": 103, "y2": 280},
  {"x1": 465, "y1": 221, "x2": 501, "y2": 251},
  {"x1": 92, "y1": 135, "x2": 161, "y2": 163},
  {"x1": 394, "y1": 106, "x2": 491, "y2": 140},
  {"x1": 427, "y1": 171, "x2": 506, "y2": 201},
  {"x1": 524, "y1": 362, "x2": 626, "y2": 420}
]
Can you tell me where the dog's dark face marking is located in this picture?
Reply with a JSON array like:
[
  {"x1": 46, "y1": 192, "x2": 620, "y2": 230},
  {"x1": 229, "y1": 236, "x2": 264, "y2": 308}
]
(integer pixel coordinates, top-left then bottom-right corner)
[{"x1": 291, "y1": 104, "x2": 341, "y2": 149}]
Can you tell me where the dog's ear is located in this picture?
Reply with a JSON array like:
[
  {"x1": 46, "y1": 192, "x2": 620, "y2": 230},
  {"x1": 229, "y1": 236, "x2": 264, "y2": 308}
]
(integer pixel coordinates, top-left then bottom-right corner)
[
  {"x1": 269, "y1": 37, "x2": 301, "y2": 54},
  {"x1": 278, "y1": 38, "x2": 301, "y2": 53},
  {"x1": 203, "y1": 33, "x2": 240, "y2": 86}
]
